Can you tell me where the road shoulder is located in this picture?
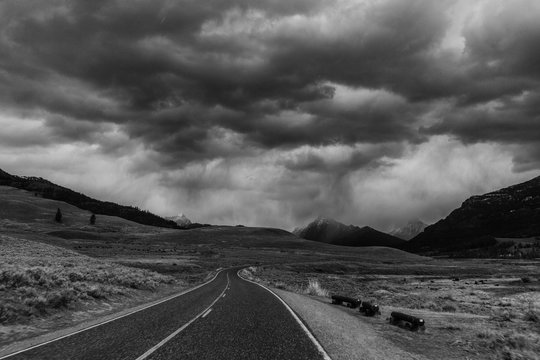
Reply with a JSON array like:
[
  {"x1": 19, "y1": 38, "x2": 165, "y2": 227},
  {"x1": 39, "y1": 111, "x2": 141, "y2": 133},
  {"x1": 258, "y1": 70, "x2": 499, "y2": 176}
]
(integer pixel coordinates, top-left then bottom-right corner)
[{"x1": 273, "y1": 289, "x2": 429, "y2": 360}]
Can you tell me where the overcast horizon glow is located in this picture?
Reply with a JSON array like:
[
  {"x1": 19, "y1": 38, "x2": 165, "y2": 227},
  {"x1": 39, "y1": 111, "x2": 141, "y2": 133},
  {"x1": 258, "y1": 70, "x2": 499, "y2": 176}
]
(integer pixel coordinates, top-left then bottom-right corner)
[{"x1": 1, "y1": 0, "x2": 539, "y2": 231}]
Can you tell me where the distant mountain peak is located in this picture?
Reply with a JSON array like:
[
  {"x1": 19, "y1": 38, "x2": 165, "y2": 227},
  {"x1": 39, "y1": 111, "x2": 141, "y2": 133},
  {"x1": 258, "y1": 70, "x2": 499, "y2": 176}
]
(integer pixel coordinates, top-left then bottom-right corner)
[
  {"x1": 390, "y1": 219, "x2": 428, "y2": 240},
  {"x1": 294, "y1": 217, "x2": 404, "y2": 248},
  {"x1": 166, "y1": 213, "x2": 192, "y2": 227},
  {"x1": 313, "y1": 215, "x2": 337, "y2": 224}
]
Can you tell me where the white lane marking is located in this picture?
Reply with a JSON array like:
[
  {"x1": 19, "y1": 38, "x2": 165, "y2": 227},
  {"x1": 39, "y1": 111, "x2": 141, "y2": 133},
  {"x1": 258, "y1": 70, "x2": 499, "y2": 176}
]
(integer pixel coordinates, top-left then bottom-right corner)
[
  {"x1": 237, "y1": 270, "x2": 332, "y2": 360},
  {"x1": 222, "y1": 293, "x2": 226, "y2": 298},
  {"x1": 0, "y1": 269, "x2": 225, "y2": 360},
  {"x1": 136, "y1": 272, "x2": 230, "y2": 360},
  {"x1": 202, "y1": 309, "x2": 213, "y2": 318}
]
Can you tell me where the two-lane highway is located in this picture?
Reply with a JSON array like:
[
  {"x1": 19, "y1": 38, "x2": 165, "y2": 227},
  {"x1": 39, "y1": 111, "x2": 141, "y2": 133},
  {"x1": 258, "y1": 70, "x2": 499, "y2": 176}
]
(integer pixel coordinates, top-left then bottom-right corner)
[{"x1": 2, "y1": 268, "x2": 329, "y2": 360}]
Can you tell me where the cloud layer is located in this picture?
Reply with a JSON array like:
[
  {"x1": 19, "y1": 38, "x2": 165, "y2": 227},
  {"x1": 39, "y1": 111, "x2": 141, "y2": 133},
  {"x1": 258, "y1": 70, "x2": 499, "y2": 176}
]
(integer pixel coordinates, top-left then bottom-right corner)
[{"x1": 1, "y1": 0, "x2": 539, "y2": 229}]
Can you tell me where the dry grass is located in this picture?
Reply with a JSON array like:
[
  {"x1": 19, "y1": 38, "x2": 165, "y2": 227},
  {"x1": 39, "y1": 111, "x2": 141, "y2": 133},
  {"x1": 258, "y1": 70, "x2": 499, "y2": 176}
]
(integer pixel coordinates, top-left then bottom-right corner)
[
  {"x1": 303, "y1": 279, "x2": 330, "y2": 297},
  {"x1": 523, "y1": 302, "x2": 539, "y2": 323},
  {"x1": 0, "y1": 234, "x2": 176, "y2": 326},
  {"x1": 241, "y1": 267, "x2": 330, "y2": 297},
  {"x1": 477, "y1": 329, "x2": 540, "y2": 360}
]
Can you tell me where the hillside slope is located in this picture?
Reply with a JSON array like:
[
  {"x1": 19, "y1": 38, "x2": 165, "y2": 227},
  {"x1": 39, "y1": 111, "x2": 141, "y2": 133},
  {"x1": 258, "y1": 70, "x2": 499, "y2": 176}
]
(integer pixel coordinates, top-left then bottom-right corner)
[
  {"x1": 0, "y1": 186, "x2": 160, "y2": 234},
  {"x1": 0, "y1": 168, "x2": 177, "y2": 228},
  {"x1": 294, "y1": 217, "x2": 405, "y2": 248},
  {"x1": 408, "y1": 175, "x2": 540, "y2": 252}
]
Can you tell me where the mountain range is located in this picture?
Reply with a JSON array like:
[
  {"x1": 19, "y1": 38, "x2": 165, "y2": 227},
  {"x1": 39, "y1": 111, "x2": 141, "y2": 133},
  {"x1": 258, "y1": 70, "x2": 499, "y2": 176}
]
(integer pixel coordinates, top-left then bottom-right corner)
[
  {"x1": 408, "y1": 175, "x2": 540, "y2": 252},
  {"x1": 293, "y1": 217, "x2": 405, "y2": 248}
]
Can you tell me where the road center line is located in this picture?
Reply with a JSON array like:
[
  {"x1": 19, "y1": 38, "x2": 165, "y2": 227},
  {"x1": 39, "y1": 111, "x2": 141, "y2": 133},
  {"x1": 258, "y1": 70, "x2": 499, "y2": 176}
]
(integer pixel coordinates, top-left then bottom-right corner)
[{"x1": 136, "y1": 272, "x2": 230, "y2": 360}]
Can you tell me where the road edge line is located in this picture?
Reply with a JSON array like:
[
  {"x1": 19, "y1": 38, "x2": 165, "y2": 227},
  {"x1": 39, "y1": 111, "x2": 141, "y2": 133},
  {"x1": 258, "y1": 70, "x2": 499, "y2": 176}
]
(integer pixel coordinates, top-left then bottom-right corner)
[
  {"x1": 0, "y1": 269, "x2": 225, "y2": 360},
  {"x1": 237, "y1": 269, "x2": 332, "y2": 360},
  {"x1": 135, "y1": 272, "x2": 230, "y2": 359}
]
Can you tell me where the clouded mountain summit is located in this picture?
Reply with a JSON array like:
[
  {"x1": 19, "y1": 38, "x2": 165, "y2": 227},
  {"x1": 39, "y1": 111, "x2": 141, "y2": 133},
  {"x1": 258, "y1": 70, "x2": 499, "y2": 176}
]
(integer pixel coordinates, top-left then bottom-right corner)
[
  {"x1": 294, "y1": 217, "x2": 404, "y2": 248},
  {"x1": 166, "y1": 213, "x2": 192, "y2": 227},
  {"x1": 390, "y1": 220, "x2": 428, "y2": 240},
  {"x1": 1, "y1": 0, "x2": 540, "y2": 229}
]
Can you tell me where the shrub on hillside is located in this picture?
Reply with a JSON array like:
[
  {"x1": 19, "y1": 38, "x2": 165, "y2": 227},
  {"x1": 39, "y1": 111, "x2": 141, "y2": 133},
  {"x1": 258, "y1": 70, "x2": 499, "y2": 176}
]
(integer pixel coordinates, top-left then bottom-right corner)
[
  {"x1": 55, "y1": 208, "x2": 62, "y2": 223},
  {"x1": 524, "y1": 302, "x2": 539, "y2": 323}
]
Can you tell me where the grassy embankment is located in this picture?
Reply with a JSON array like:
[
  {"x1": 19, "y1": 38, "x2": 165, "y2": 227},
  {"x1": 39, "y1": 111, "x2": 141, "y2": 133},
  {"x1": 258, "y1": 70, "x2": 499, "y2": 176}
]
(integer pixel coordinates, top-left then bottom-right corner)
[{"x1": 0, "y1": 234, "x2": 183, "y2": 345}]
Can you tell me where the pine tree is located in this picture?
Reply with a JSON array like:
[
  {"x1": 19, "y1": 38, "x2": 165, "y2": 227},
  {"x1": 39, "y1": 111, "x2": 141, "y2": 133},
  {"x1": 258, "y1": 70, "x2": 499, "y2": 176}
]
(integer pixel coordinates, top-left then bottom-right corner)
[
  {"x1": 55, "y1": 208, "x2": 62, "y2": 223},
  {"x1": 90, "y1": 213, "x2": 96, "y2": 225}
]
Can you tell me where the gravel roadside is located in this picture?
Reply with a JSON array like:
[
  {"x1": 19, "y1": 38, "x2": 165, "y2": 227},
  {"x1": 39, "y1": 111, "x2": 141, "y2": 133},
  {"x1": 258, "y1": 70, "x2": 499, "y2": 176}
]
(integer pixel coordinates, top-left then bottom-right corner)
[{"x1": 273, "y1": 289, "x2": 430, "y2": 360}]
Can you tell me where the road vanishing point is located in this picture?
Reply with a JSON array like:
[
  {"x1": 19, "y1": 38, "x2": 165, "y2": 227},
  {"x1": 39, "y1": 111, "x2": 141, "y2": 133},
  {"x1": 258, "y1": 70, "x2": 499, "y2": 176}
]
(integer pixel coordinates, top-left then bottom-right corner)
[{"x1": 1, "y1": 268, "x2": 330, "y2": 360}]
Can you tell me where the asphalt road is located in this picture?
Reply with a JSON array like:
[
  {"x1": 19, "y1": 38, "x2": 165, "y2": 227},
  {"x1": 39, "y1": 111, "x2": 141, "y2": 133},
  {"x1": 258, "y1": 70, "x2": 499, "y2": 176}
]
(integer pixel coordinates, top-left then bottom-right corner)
[{"x1": 3, "y1": 268, "x2": 328, "y2": 360}]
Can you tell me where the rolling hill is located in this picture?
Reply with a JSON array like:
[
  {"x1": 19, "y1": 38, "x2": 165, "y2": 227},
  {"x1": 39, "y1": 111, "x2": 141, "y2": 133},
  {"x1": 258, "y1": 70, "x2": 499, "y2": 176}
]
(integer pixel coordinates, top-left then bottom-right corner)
[
  {"x1": 0, "y1": 168, "x2": 178, "y2": 228},
  {"x1": 293, "y1": 217, "x2": 405, "y2": 248}
]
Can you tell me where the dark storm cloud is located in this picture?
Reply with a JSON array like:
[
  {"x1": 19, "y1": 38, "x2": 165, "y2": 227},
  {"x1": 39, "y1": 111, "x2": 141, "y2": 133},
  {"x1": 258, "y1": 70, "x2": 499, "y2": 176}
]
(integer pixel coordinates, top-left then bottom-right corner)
[
  {"x1": 425, "y1": 91, "x2": 540, "y2": 143},
  {"x1": 463, "y1": 2, "x2": 540, "y2": 79},
  {"x1": 423, "y1": 0, "x2": 540, "y2": 166},
  {"x1": 0, "y1": 0, "x2": 450, "y2": 166},
  {"x1": 262, "y1": 0, "x2": 454, "y2": 99},
  {"x1": 2, "y1": 0, "x2": 540, "y2": 174}
]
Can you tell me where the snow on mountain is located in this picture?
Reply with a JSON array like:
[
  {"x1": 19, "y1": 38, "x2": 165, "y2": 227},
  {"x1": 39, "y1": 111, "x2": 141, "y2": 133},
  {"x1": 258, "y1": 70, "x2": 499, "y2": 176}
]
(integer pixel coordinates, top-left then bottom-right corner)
[{"x1": 166, "y1": 213, "x2": 192, "y2": 227}]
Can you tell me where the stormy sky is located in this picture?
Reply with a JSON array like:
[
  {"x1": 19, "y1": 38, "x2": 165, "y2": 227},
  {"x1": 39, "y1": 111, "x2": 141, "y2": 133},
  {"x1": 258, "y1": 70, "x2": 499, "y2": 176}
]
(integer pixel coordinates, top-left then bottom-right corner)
[{"x1": 1, "y1": 0, "x2": 539, "y2": 231}]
